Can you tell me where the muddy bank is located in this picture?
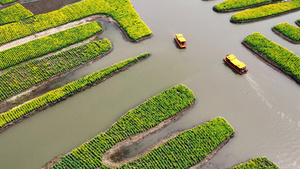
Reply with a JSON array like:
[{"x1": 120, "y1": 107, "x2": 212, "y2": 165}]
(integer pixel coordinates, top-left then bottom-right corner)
[
  {"x1": 101, "y1": 100, "x2": 196, "y2": 168},
  {"x1": 230, "y1": 7, "x2": 300, "y2": 24},
  {"x1": 272, "y1": 27, "x2": 300, "y2": 44},
  {"x1": 41, "y1": 155, "x2": 63, "y2": 169},
  {"x1": 242, "y1": 41, "x2": 300, "y2": 85}
]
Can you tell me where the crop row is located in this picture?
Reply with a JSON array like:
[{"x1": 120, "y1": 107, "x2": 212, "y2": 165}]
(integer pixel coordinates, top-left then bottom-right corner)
[
  {"x1": 243, "y1": 32, "x2": 300, "y2": 81},
  {"x1": 273, "y1": 22, "x2": 300, "y2": 43},
  {"x1": 0, "y1": 21, "x2": 102, "y2": 70},
  {"x1": 231, "y1": 0, "x2": 300, "y2": 23},
  {"x1": 230, "y1": 157, "x2": 279, "y2": 168},
  {"x1": 0, "y1": 52, "x2": 150, "y2": 129},
  {"x1": 0, "y1": 3, "x2": 33, "y2": 25},
  {"x1": 0, "y1": 0, "x2": 152, "y2": 45},
  {"x1": 51, "y1": 84, "x2": 196, "y2": 168},
  {"x1": 0, "y1": 38, "x2": 111, "y2": 103},
  {"x1": 213, "y1": 0, "x2": 272, "y2": 12},
  {"x1": 122, "y1": 117, "x2": 234, "y2": 168},
  {"x1": 0, "y1": 0, "x2": 17, "y2": 5}
]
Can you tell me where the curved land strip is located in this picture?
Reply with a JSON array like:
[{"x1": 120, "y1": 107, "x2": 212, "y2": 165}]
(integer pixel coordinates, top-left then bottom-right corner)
[
  {"x1": 0, "y1": 3, "x2": 33, "y2": 25},
  {"x1": 0, "y1": 38, "x2": 111, "y2": 104},
  {"x1": 102, "y1": 117, "x2": 234, "y2": 169},
  {"x1": 0, "y1": 21, "x2": 102, "y2": 70},
  {"x1": 231, "y1": 0, "x2": 300, "y2": 23},
  {"x1": 45, "y1": 84, "x2": 196, "y2": 168},
  {"x1": 272, "y1": 22, "x2": 300, "y2": 44},
  {"x1": 0, "y1": 53, "x2": 150, "y2": 132},
  {"x1": 213, "y1": 0, "x2": 274, "y2": 13},
  {"x1": 0, "y1": 0, "x2": 17, "y2": 5},
  {"x1": 229, "y1": 157, "x2": 279, "y2": 168},
  {"x1": 0, "y1": 0, "x2": 152, "y2": 45},
  {"x1": 242, "y1": 33, "x2": 300, "y2": 84}
]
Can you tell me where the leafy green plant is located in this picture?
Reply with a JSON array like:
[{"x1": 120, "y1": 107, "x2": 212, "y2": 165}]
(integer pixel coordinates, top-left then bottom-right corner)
[
  {"x1": 0, "y1": 3, "x2": 33, "y2": 25},
  {"x1": 243, "y1": 32, "x2": 300, "y2": 80},
  {"x1": 213, "y1": 0, "x2": 271, "y2": 12},
  {"x1": 230, "y1": 157, "x2": 279, "y2": 168},
  {"x1": 0, "y1": 21, "x2": 102, "y2": 70},
  {"x1": 0, "y1": 0, "x2": 152, "y2": 45},
  {"x1": 0, "y1": 38, "x2": 111, "y2": 102},
  {"x1": 273, "y1": 22, "x2": 300, "y2": 43},
  {"x1": 231, "y1": 0, "x2": 300, "y2": 22},
  {"x1": 0, "y1": 52, "x2": 149, "y2": 128}
]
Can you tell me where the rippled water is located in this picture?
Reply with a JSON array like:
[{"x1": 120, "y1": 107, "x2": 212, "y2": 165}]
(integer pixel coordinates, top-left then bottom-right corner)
[{"x1": 0, "y1": 0, "x2": 299, "y2": 168}]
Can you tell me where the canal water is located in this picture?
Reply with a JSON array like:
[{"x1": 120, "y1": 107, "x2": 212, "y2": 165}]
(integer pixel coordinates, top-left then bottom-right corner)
[{"x1": 0, "y1": 0, "x2": 300, "y2": 168}]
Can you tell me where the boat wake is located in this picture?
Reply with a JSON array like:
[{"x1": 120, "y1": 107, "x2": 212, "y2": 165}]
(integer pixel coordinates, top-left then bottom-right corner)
[{"x1": 245, "y1": 73, "x2": 272, "y2": 109}]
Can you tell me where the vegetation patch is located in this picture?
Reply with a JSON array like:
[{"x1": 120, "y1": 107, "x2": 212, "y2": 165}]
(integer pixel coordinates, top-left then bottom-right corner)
[
  {"x1": 45, "y1": 84, "x2": 195, "y2": 168},
  {"x1": 273, "y1": 22, "x2": 300, "y2": 43},
  {"x1": 231, "y1": 0, "x2": 300, "y2": 23},
  {"x1": 243, "y1": 32, "x2": 300, "y2": 84},
  {"x1": 0, "y1": 52, "x2": 150, "y2": 131},
  {"x1": 0, "y1": 0, "x2": 152, "y2": 45},
  {"x1": 230, "y1": 157, "x2": 279, "y2": 168},
  {"x1": 0, "y1": 21, "x2": 102, "y2": 70},
  {"x1": 0, "y1": 38, "x2": 111, "y2": 103},
  {"x1": 213, "y1": 0, "x2": 272, "y2": 13},
  {"x1": 0, "y1": 3, "x2": 33, "y2": 25},
  {"x1": 0, "y1": 0, "x2": 17, "y2": 5},
  {"x1": 119, "y1": 117, "x2": 234, "y2": 168}
]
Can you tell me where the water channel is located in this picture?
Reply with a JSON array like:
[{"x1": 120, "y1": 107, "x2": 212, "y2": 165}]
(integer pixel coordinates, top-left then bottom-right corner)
[{"x1": 0, "y1": 0, "x2": 300, "y2": 168}]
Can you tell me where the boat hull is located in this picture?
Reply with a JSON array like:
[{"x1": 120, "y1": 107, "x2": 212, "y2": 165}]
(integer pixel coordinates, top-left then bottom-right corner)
[
  {"x1": 224, "y1": 57, "x2": 248, "y2": 74},
  {"x1": 175, "y1": 37, "x2": 187, "y2": 48}
]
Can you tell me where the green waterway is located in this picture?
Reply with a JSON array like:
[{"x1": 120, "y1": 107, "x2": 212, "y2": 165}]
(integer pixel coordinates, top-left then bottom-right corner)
[{"x1": 0, "y1": 0, "x2": 300, "y2": 168}]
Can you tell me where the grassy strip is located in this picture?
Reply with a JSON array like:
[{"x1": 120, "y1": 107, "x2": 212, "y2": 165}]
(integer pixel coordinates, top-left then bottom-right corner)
[
  {"x1": 0, "y1": 3, "x2": 33, "y2": 25},
  {"x1": 296, "y1": 19, "x2": 300, "y2": 26},
  {"x1": 122, "y1": 117, "x2": 234, "y2": 168},
  {"x1": 231, "y1": 0, "x2": 300, "y2": 23},
  {"x1": 0, "y1": 0, "x2": 17, "y2": 5},
  {"x1": 243, "y1": 32, "x2": 300, "y2": 83},
  {"x1": 0, "y1": 0, "x2": 152, "y2": 45},
  {"x1": 230, "y1": 157, "x2": 279, "y2": 168},
  {"x1": 273, "y1": 22, "x2": 300, "y2": 43},
  {"x1": 0, "y1": 38, "x2": 111, "y2": 103},
  {"x1": 0, "y1": 52, "x2": 150, "y2": 129},
  {"x1": 0, "y1": 21, "x2": 102, "y2": 70},
  {"x1": 213, "y1": 0, "x2": 272, "y2": 12},
  {"x1": 50, "y1": 84, "x2": 195, "y2": 168}
]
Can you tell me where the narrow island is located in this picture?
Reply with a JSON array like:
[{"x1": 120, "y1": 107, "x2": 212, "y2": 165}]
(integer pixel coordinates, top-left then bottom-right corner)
[
  {"x1": 272, "y1": 21, "x2": 300, "y2": 44},
  {"x1": 230, "y1": 157, "x2": 280, "y2": 168},
  {"x1": 0, "y1": 53, "x2": 150, "y2": 132},
  {"x1": 242, "y1": 32, "x2": 300, "y2": 84}
]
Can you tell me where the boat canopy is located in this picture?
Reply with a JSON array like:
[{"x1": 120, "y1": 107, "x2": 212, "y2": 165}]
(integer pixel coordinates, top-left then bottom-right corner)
[
  {"x1": 176, "y1": 34, "x2": 186, "y2": 42},
  {"x1": 226, "y1": 54, "x2": 246, "y2": 69}
]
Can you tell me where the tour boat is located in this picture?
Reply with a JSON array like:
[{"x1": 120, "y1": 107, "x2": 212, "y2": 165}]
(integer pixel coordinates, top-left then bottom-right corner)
[
  {"x1": 175, "y1": 34, "x2": 187, "y2": 48},
  {"x1": 224, "y1": 54, "x2": 248, "y2": 74}
]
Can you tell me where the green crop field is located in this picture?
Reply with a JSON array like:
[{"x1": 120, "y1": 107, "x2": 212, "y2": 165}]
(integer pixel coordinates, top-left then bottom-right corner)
[
  {"x1": 230, "y1": 157, "x2": 279, "y2": 168},
  {"x1": 0, "y1": 38, "x2": 111, "y2": 103},
  {"x1": 0, "y1": 53, "x2": 149, "y2": 129},
  {"x1": 0, "y1": 21, "x2": 102, "y2": 70},
  {"x1": 0, "y1": 0, "x2": 17, "y2": 5},
  {"x1": 213, "y1": 0, "x2": 272, "y2": 12},
  {"x1": 244, "y1": 32, "x2": 300, "y2": 81},
  {"x1": 273, "y1": 22, "x2": 300, "y2": 43},
  {"x1": 0, "y1": 3, "x2": 33, "y2": 25},
  {"x1": 0, "y1": 0, "x2": 152, "y2": 45},
  {"x1": 231, "y1": 0, "x2": 300, "y2": 22}
]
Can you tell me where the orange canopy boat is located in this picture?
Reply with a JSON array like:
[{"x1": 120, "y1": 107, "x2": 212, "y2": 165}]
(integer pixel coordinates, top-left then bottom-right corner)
[
  {"x1": 175, "y1": 34, "x2": 187, "y2": 48},
  {"x1": 224, "y1": 54, "x2": 248, "y2": 74}
]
